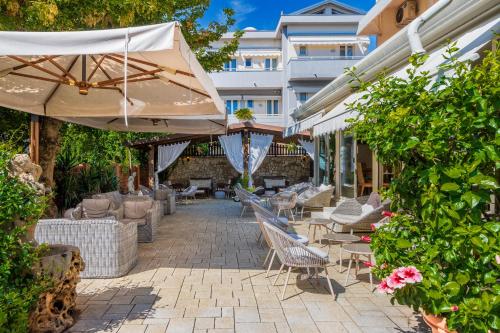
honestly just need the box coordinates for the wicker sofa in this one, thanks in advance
[35,218,138,278]
[92,192,161,242]
[189,178,213,198]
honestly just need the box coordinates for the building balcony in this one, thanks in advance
[210,70,283,90]
[287,56,363,81]
[227,113,284,126]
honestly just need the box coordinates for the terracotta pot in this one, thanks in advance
[422,313,457,333]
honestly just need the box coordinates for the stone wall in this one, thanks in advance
[164,156,312,187]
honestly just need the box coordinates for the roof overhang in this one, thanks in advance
[357,0,404,35]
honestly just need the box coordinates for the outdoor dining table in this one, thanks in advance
[343,243,374,290]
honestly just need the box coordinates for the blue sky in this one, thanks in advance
[199,0,376,30]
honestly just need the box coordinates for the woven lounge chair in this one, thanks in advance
[35,218,138,278]
[296,185,334,219]
[251,201,308,277]
[263,222,335,300]
[234,186,259,217]
[330,192,390,233]
[177,185,198,204]
[269,191,298,222]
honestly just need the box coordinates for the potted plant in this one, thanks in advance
[234,107,255,122]
[348,45,499,332]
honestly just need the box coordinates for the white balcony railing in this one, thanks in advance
[287,56,363,80]
[227,113,284,126]
[209,70,283,89]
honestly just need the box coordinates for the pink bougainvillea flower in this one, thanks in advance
[382,211,396,218]
[451,305,459,312]
[396,266,423,284]
[377,278,394,294]
[363,261,374,268]
[360,235,371,243]
[387,270,406,289]
[370,223,376,231]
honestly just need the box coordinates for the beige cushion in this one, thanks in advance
[121,218,146,226]
[93,192,123,209]
[123,200,153,219]
[82,199,111,218]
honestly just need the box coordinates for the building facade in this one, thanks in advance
[209,0,370,127]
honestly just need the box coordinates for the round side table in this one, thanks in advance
[322,233,361,272]
[342,243,374,290]
[305,218,333,244]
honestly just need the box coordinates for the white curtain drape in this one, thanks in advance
[248,133,273,187]
[298,138,315,161]
[219,133,244,174]
[155,141,190,189]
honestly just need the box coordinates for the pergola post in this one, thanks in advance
[148,145,155,188]
[29,114,40,165]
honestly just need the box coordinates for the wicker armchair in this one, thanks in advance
[234,187,259,217]
[251,202,308,277]
[263,222,335,300]
[114,199,161,242]
[269,192,298,222]
[35,218,138,278]
[296,186,334,219]
[330,194,390,233]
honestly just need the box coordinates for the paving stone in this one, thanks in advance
[71,200,422,333]
[234,307,260,323]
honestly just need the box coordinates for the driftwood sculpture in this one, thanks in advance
[29,245,85,333]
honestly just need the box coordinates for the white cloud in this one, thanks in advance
[230,0,257,28]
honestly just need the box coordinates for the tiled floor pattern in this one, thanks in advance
[70,199,429,333]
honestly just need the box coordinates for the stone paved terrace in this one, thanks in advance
[70,199,429,333]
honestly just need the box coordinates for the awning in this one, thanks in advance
[0,23,226,134]
[313,17,498,137]
[237,49,282,57]
[284,112,322,137]
[289,35,370,46]
[312,92,364,137]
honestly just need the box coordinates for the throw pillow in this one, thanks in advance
[366,191,381,208]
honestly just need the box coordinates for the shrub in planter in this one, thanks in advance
[0,144,50,332]
[348,45,499,332]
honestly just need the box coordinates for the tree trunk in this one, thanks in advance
[39,116,63,217]
[243,130,249,182]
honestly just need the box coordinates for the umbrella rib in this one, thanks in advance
[12,56,58,71]
[110,53,195,78]
[167,79,211,99]
[43,55,80,114]
[96,69,162,86]
[9,56,70,83]
[46,57,78,82]
[9,72,64,84]
[87,55,106,81]
[90,55,133,105]
[106,54,155,74]
[107,118,119,124]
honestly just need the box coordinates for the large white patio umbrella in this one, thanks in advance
[0,22,226,134]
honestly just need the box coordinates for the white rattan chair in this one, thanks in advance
[270,191,298,222]
[251,202,308,278]
[234,187,259,217]
[263,222,335,300]
[177,185,198,204]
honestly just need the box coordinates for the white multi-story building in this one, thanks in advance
[209,0,370,128]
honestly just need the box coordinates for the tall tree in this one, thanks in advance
[0,0,242,197]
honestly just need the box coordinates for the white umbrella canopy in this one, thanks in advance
[0,22,226,134]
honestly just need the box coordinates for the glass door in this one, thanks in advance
[339,132,356,198]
